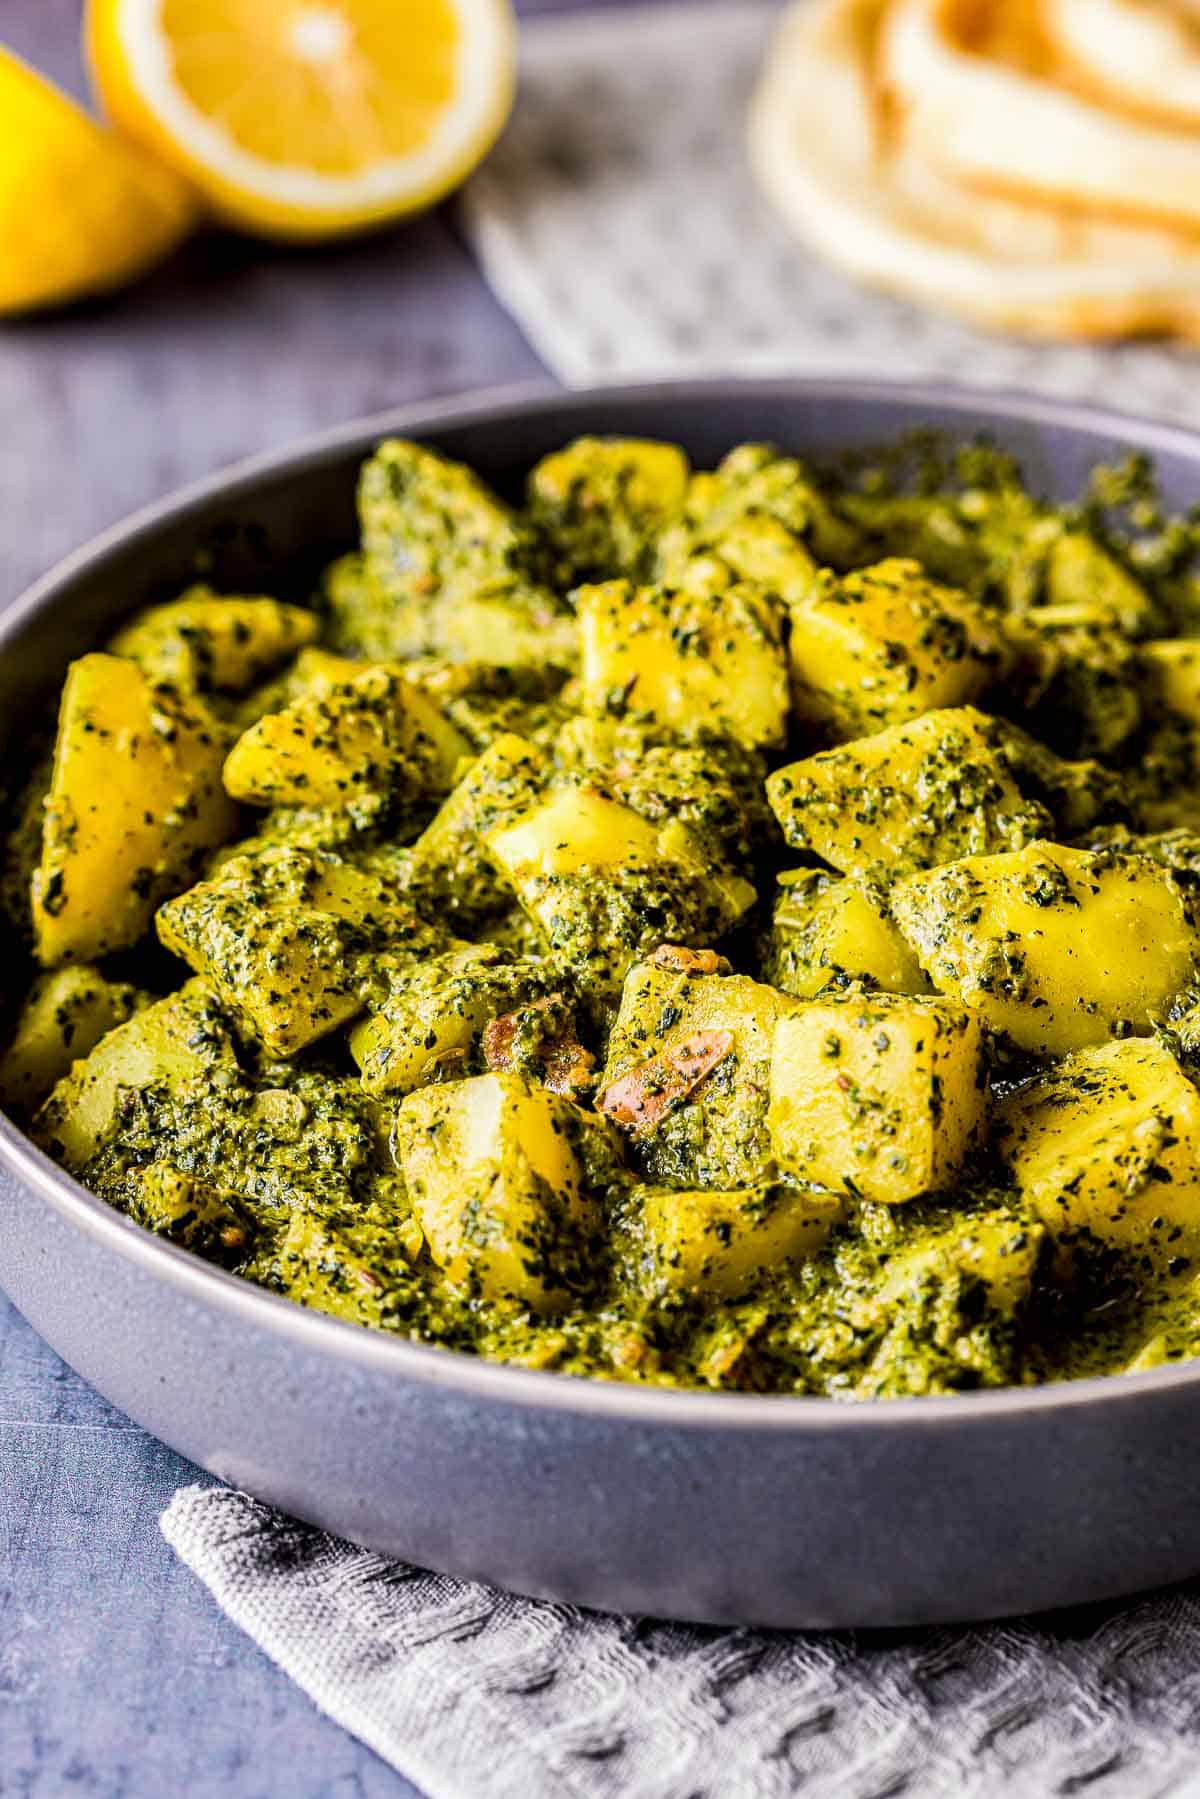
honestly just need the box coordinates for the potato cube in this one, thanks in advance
[272,1204,420,1328]
[351,440,576,671]
[349,947,551,1095]
[659,444,859,574]
[403,732,546,928]
[767,869,929,999]
[576,578,789,749]
[787,558,1007,739]
[393,1072,600,1310]
[0,965,138,1116]
[628,1183,842,1300]
[765,706,1048,877]
[485,786,755,1000]
[157,847,442,1055]
[601,962,796,1186]
[768,992,988,1204]
[1015,615,1141,758]
[1044,531,1156,636]
[35,980,235,1170]
[131,1162,258,1263]
[109,587,318,692]
[891,841,1199,1056]
[875,1210,1044,1318]
[998,1038,1200,1251]
[662,513,820,608]
[223,662,469,810]
[1143,641,1200,726]
[33,653,237,967]
[527,437,690,582]
[359,437,524,598]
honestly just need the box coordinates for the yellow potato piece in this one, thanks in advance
[998,1038,1200,1251]
[34,980,234,1170]
[110,588,318,691]
[32,653,236,967]
[223,662,469,808]
[0,966,136,1117]
[768,990,988,1204]
[787,557,1007,739]
[765,705,1045,877]
[892,840,1199,1056]
[769,869,930,999]
[393,1072,597,1312]
[158,847,432,1056]
[577,578,789,749]
[631,1184,842,1300]
[1142,641,1200,727]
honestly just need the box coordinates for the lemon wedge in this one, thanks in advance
[86,0,518,242]
[0,45,195,316]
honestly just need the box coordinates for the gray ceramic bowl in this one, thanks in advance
[6,377,1200,1631]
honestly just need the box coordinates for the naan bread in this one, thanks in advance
[748,0,1200,341]
[1041,0,1200,132]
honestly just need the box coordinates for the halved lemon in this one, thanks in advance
[86,0,518,242]
[0,44,195,316]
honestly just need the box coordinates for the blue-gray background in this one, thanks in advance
[0,1,602,1789]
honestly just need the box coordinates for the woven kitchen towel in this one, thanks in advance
[461,1,1200,417]
[165,1484,1200,1799]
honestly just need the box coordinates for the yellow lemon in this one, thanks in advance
[0,45,195,316]
[85,0,518,242]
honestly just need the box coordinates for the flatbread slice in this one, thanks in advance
[748,0,1200,341]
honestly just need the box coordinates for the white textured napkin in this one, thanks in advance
[164,1484,1200,1799]
[461,0,1200,415]
[160,11,1200,1797]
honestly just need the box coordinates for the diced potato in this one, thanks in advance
[527,437,690,582]
[662,513,820,608]
[768,992,988,1204]
[485,785,756,1000]
[223,662,469,810]
[359,437,525,597]
[349,947,550,1096]
[1143,641,1200,726]
[767,869,930,999]
[628,1183,842,1299]
[765,706,1049,877]
[576,579,789,749]
[393,1072,600,1311]
[601,963,797,1186]
[1013,615,1141,759]
[350,439,577,671]
[34,980,235,1170]
[109,587,318,691]
[157,847,442,1055]
[286,646,373,696]
[1043,531,1156,636]
[403,732,546,927]
[272,1205,421,1328]
[410,577,579,674]
[787,558,1008,740]
[33,653,237,967]
[998,1038,1200,1250]
[131,1161,258,1262]
[997,720,1126,835]
[891,841,1199,1056]
[877,1210,1044,1317]
[0,966,138,1116]
[659,443,859,573]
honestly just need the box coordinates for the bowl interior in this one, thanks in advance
[3,374,1197,1411]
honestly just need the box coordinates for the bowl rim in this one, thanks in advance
[8,370,1200,1433]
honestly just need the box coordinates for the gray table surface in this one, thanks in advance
[0,2,577,1791]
